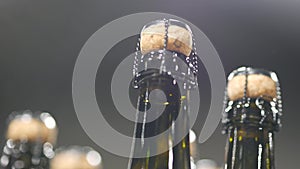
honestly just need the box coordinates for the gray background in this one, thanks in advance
[0,0,299,168]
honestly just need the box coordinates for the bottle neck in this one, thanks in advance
[223,98,278,169]
[225,125,275,169]
[128,70,191,169]
[0,139,51,169]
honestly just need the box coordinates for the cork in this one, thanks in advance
[227,74,277,101]
[6,118,57,144]
[50,150,101,169]
[140,22,193,56]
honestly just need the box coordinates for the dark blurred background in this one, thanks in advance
[0,0,299,168]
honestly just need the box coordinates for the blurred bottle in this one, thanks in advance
[189,130,198,169]
[50,146,102,169]
[222,67,282,169]
[0,110,58,169]
[196,159,219,169]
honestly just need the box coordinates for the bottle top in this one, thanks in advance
[227,67,278,101]
[50,146,102,169]
[140,19,193,57]
[222,67,282,132]
[6,111,58,144]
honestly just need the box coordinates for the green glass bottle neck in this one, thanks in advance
[223,98,280,169]
[225,125,275,169]
[128,71,191,169]
[0,140,50,169]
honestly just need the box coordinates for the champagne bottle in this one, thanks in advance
[0,110,58,169]
[128,19,198,169]
[222,67,282,169]
[50,146,102,169]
